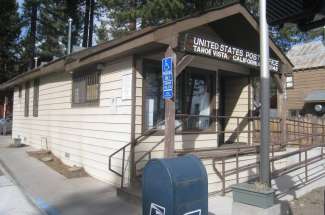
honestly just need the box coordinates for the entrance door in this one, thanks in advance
[176,68,216,131]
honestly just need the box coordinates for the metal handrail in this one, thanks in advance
[109,114,325,190]
[214,142,325,195]
[135,138,165,165]
[108,120,165,187]
[108,143,130,187]
[108,114,280,187]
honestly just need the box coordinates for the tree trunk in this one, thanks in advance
[30,3,37,68]
[128,0,137,31]
[88,0,94,47]
[82,0,90,47]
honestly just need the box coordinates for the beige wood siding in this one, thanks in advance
[224,77,251,144]
[12,57,134,186]
[287,68,325,110]
[134,134,287,194]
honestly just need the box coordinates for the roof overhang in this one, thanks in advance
[304,90,325,103]
[0,3,292,91]
[267,0,325,31]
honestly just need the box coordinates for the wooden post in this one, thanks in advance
[3,96,7,119]
[305,150,308,182]
[236,149,239,184]
[129,56,138,182]
[222,159,226,196]
[163,37,194,158]
[322,119,325,144]
[311,116,316,145]
[278,64,289,146]
[164,46,177,158]
[248,76,252,146]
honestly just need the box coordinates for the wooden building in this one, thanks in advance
[287,40,325,118]
[0,2,292,193]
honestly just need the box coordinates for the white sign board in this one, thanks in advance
[122,74,132,100]
[184,34,280,73]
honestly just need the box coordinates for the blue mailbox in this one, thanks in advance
[142,155,208,215]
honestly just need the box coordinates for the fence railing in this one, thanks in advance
[109,115,325,191]
[175,114,282,146]
[213,143,325,196]
[287,117,325,145]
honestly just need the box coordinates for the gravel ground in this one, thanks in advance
[289,187,325,215]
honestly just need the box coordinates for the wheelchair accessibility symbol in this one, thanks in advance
[162,57,172,75]
[150,203,165,215]
[163,61,171,73]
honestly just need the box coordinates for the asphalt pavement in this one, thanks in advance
[0,160,43,215]
[0,136,140,215]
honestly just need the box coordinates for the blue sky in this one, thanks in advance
[17,0,23,13]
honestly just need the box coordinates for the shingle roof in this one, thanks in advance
[287,40,325,70]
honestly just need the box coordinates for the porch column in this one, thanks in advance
[164,37,195,157]
[164,45,177,158]
[130,55,139,181]
[278,64,290,146]
[3,96,7,119]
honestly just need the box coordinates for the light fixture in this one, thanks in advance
[96,63,105,71]
[314,104,323,112]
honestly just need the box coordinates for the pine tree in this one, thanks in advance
[64,0,84,51]
[38,0,66,59]
[82,0,95,47]
[21,0,40,70]
[82,0,91,47]
[96,20,110,44]
[21,0,84,65]
[99,0,251,39]
[98,0,139,39]
[0,0,21,82]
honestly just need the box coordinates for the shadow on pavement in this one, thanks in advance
[53,186,140,215]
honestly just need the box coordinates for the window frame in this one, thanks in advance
[33,79,40,117]
[286,74,294,89]
[24,82,30,117]
[71,69,101,107]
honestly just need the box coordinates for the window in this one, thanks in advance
[176,69,215,130]
[24,82,30,117]
[143,61,164,129]
[286,74,294,89]
[143,60,216,131]
[252,76,278,110]
[33,79,39,117]
[18,85,22,98]
[72,70,100,106]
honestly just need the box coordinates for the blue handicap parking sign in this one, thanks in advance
[162,57,173,99]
